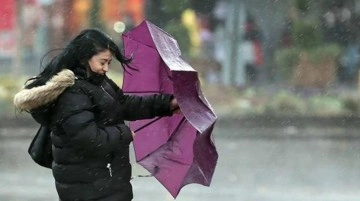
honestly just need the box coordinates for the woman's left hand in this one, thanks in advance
[131,130,136,138]
[170,97,182,115]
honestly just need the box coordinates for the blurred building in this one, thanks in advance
[0,0,146,75]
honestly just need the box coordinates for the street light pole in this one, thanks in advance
[222,0,246,86]
[234,0,246,87]
[229,0,241,85]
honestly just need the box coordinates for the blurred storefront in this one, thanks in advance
[0,0,16,59]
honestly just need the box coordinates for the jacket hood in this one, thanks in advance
[14,69,76,111]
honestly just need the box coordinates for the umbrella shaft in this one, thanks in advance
[134,107,180,133]
[134,116,162,133]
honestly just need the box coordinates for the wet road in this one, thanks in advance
[1,125,360,201]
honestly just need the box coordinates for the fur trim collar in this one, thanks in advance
[14,69,75,111]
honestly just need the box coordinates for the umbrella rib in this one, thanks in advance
[169,116,186,137]
[160,59,173,81]
[195,163,210,185]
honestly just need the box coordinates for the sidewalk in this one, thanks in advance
[2,126,360,201]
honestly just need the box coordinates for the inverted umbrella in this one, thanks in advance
[122,20,218,198]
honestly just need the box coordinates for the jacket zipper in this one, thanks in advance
[106,163,112,177]
[100,84,118,178]
[100,86,112,98]
[100,84,123,113]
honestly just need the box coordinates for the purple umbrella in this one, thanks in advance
[122,20,218,198]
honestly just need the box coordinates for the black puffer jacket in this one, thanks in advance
[14,69,173,201]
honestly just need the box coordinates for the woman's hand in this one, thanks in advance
[131,130,136,138]
[170,97,182,115]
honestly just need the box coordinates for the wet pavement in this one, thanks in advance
[1,124,360,201]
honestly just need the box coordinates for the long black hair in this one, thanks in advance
[25,29,131,89]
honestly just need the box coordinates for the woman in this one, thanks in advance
[14,29,179,201]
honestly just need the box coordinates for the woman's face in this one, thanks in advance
[88,50,113,75]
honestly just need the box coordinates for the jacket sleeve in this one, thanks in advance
[57,89,133,155]
[106,77,174,121]
[119,90,173,121]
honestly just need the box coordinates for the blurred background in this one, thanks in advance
[1,0,360,200]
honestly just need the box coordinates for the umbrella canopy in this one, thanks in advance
[122,20,218,198]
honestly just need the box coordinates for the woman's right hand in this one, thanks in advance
[170,97,182,115]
